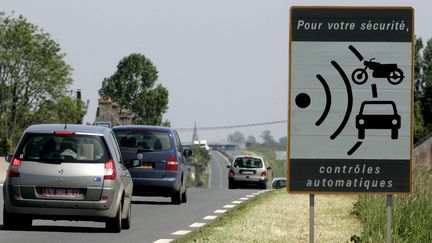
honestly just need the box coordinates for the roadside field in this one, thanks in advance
[176,190,361,242]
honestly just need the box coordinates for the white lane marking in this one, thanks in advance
[214,209,227,214]
[190,222,206,228]
[0,184,3,187]
[239,197,249,200]
[203,215,217,220]
[246,195,255,198]
[223,204,235,208]
[172,230,191,235]
[252,192,259,195]
[154,239,173,243]
[231,201,242,204]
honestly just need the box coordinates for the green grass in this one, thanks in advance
[246,144,287,178]
[352,166,432,242]
[175,190,360,242]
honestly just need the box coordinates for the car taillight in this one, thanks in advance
[261,172,267,177]
[8,156,22,177]
[229,170,235,177]
[53,131,75,135]
[104,160,117,180]
[166,155,179,171]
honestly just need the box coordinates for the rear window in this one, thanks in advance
[17,133,109,163]
[233,157,263,168]
[114,129,172,151]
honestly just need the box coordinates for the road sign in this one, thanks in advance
[276,151,287,161]
[288,7,413,193]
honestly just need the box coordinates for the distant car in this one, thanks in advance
[3,124,133,232]
[227,155,271,189]
[112,125,192,204]
[356,100,401,139]
[272,177,287,189]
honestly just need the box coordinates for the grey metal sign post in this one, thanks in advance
[288,6,414,243]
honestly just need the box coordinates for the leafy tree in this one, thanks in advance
[188,145,210,187]
[0,13,83,146]
[420,39,432,131]
[279,136,288,145]
[227,131,245,144]
[99,53,169,126]
[261,130,276,145]
[412,36,432,142]
[414,101,426,142]
[414,37,424,101]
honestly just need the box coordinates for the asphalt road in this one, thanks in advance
[0,150,263,243]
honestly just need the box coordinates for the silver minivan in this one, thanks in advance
[3,124,133,232]
[227,155,271,189]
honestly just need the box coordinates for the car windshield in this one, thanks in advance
[233,157,263,168]
[114,130,172,152]
[17,133,109,163]
[361,103,396,115]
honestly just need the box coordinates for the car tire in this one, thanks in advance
[181,187,187,203]
[171,190,182,205]
[228,180,236,189]
[121,201,131,230]
[3,205,32,230]
[106,203,122,233]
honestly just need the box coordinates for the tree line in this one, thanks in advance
[0,13,168,154]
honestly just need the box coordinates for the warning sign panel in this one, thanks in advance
[288,7,413,193]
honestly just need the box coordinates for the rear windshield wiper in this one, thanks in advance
[42,155,66,164]
[137,148,154,152]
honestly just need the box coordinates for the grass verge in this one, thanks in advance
[352,166,432,242]
[175,190,361,242]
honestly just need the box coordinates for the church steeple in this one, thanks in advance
[192,122,199,142]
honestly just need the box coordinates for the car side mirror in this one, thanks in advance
[267,166,272,170]
[183,148,193,157]
[5,155,12,163]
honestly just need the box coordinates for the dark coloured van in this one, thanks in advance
[112,125,191,204]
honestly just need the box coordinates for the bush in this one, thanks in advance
[353,167,432,242]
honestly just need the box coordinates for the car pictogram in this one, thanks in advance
[356,100,401,140]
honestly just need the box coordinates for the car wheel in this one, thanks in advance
[171,191,182,204]
[3,205,32,230]
[106,203,122,233]
[121,201,131,230]
[228,180,236,189]
[181,187,187,203]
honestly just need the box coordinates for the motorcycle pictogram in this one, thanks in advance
[351,58,404,85]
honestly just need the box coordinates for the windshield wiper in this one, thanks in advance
[43,155,65,164]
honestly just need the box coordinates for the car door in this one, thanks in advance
[109,131,132,198]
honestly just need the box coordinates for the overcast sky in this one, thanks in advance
[2,0,431,143]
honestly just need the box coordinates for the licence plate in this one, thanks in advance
[241,171,254,175]
[139,162,153,169]
[43,188,80,198]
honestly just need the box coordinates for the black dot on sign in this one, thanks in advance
[295,93,311,108]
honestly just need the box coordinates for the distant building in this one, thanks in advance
[95,97,133,126]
